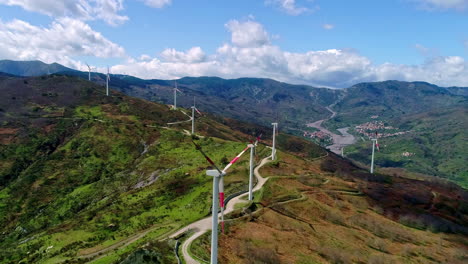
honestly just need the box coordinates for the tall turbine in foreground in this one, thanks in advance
[271,122,278,160]
[173,81,181,109]
[194,142,251,264]
[370,132,380,174]
[106,67,110,96]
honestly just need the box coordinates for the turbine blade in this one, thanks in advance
[192,141,223,174]
[222,145,250,173]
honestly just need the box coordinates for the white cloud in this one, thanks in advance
[0,0,128,25]
[161,47,206,63]
[0,18,126,69]
[140,0,172,8]
[139,54,152,61]
[265,0,314,15]
[2,15,466,88]
[323,24,334,30]
[414,0,468,11]
[225,19,270,47]
[111,19,468,88]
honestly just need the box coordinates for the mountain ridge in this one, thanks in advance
[1,60,467,187]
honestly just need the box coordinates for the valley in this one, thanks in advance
[305,106,356,155]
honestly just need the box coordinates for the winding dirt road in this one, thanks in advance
[306,106,356,154]
[169,155,272,264]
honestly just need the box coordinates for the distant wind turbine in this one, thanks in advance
[370,132,380,173]
[173,81,181,109]
[106,66,110,96]
[271,122,278,160]
[193,141,251,264]
[191,97,202,135]
[85,63,95,81]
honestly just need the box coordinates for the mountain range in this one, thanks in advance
[0,60,466,188]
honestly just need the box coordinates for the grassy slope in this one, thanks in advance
[0,75,326,263]
[50,73,466,188]
[0,75,242,263]
[191,152,468,264]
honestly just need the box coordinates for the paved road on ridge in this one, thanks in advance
[169,155,273,264]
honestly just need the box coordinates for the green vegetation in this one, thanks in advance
[0,75,274,263]
[0,72,466,264]
[345,107,468,187]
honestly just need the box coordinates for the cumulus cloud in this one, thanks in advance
[140,0,172,8]
[111,19,468,88]
[0,0,128,25]
[161,47,206,63]
[414,0,468,11]
[225,19,270,47]
[265,0,311,15]
[323,24,334,30]
[0,18,126,69]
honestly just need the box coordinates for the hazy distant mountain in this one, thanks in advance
[0,60,75,76]
[446,86,468,96]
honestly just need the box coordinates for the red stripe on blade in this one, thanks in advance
[219,192,224,208]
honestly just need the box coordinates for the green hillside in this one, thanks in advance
[327,80,467,129]
[345,106,468,187]
[0,74,326,263]
[2,60,467,188]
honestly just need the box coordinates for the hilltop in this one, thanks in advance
[0,60,75,77]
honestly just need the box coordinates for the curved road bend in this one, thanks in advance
[169,156,273,264]
[306,106,356,154]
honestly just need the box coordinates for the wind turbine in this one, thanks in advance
[193,141,251,264]
[271,122,278,160]
[191,97,202,135]
[248,135,261,200]
[85,63,94,81]
[173,81,181,110]
[106,66,110,96]
[370,132,380,174]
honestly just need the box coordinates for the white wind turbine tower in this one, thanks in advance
[271,122,278,160]
[106,66,110,96]
[194,141,251,264]
[191,97,202,135]
[370,132,380,174]
[173,81,181,110]
[248,135,261,200]
[85,63,95,81]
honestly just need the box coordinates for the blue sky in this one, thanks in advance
[0,0,467,87]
